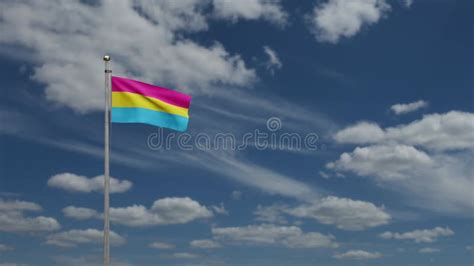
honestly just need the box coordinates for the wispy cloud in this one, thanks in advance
[212,224,339,248]
[63,197,215,227]
[309,0,391,43]
[62,206,100,220]
[149,241,176,250]
[418,247,440,254]
[333,111,474,151]
[379,227,454,243]
[333,250,382,260]
[213,0,288,25]
[253,196,390,231]
[0,0,256,112]
[391,100,428,115]
[172,252,200,259]
[46,229,125,247]
[263,46,283,75]
[190,239,222,249]
[48,173,132,194]
[0,243,14,252]
[0,199,60,233]
[403,0,414,8]
[329,111,474,215]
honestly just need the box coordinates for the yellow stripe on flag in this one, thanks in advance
[112,92,189,118]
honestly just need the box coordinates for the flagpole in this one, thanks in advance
[103,55,111,266]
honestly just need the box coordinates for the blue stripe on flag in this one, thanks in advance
[112,107,189,132]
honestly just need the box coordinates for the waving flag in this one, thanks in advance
[111,76,191,131]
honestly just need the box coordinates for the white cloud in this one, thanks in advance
[329,111,474,215]
[310,0,391,43]
[149,241,175,250]
[173,252,200,259]
[263,46,282,75]
[62,206,100,220]
[46,229,125,247]
[210,203,229,215]
[63,197,214,227]
[282,232,339,249]
[0,200,41,212]
[333,250,382,260]
[253,197,390,231]
[110,197,213,227]
[132,0,210,32]
[190,239,222,249]
[418,247,440,254]
[327,145,433,181]
[333,111,474,151]
[327,145,474,214]
[0,0,257,113]
[0,199,60,233]
[319,170,331,179]
[47,173,132,194]
[403,0,414,8]
[0,212,60,233]
[0,244,13,252]
[286,196,390,231]
[254,204,289,224]
[391,100,428,115]
[334,122,385,144]
[231,190,242,200]
[212,224,338,248]
[385,111,474,151]
[213,0,287,25]
[379,227,454,243]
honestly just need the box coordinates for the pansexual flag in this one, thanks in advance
[111,76,191,132]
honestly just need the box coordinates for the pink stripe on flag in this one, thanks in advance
[111,76,191,108]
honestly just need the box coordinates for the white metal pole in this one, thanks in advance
[103,55,111,266]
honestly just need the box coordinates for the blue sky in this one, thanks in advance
[0,0,473,265]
